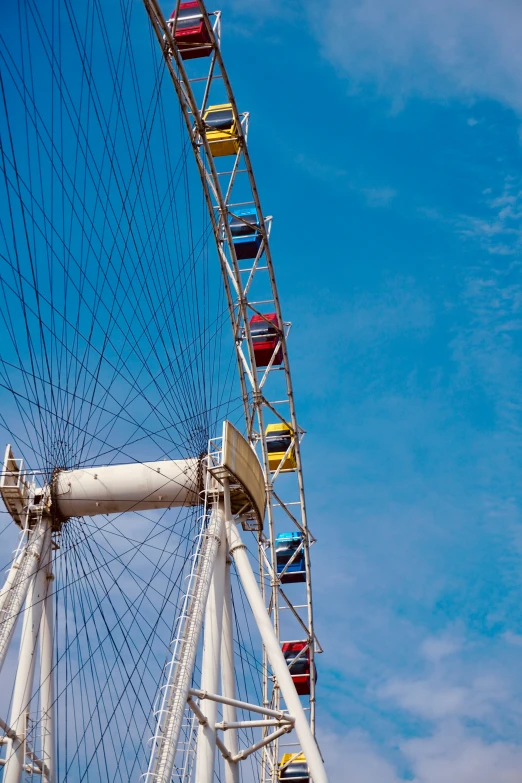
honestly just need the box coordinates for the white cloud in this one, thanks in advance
[308,0,522,111]
[320,729,403,783]
[380,674,508,721]
[321,721,522,783]
[293,154,397,207]
[319,634,522,782]
[403,724,522,783]
[225,0,522,112]
[421,635,461,662]
[294,152,347,181]
[504,631,522,647]
[421,175,522,255]
[363,186,397,207]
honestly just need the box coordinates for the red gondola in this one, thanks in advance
[249,313,283,368]
[281,641,315,696]
[170,2,212,60]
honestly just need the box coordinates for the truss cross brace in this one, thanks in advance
[143,483,327,783]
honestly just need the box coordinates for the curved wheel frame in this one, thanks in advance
[0,2,322,780]
[141,1,320,780]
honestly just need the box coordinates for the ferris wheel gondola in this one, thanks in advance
[0,1,326,781]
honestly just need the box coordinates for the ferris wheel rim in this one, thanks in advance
[0,0,324,780]
[140,2,321,781]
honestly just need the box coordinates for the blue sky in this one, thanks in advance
[1,0,522,780]
[211,0,522,780]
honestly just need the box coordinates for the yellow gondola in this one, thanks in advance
[202,103,240,157]
[265,422,297,472]
[279,753,309,782]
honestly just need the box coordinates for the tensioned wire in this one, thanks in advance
[0,512,266,781]
[58,512,200,782]
[0,0,261,781]
[0,505,201,776]
[0,0,243,477]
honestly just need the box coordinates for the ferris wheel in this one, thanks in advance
[0,1,327,782]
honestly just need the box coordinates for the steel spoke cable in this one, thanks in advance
[0,82,55,471]
[67,511,200,777]
[0,137,206,462]
[56,512,199,780]
[0,160,217,466]
[0,27,208,440]
[0,0,281,779]
[63,528,153,782]
[82,302,234,466]
[0,254,225,469]
[13,0,58,462]
[0,101,217,474]
[58,0,208,428]
[0,353,241,464]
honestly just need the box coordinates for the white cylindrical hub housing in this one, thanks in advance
[53,459,201,519]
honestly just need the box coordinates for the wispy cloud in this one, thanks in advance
[403,724,522,783]
[294,152,397,206]
[224,0,522,113]
[322,633,522,781]
[363,186,397,207]
[458,178,522,255]
[307,0,522,112]
[219,5,522,780]
[380,673,508,722]
[421,635,462,662]
[294,152,347,181]
[419,174,522,255]
[504,631,522,647]
[320,729,402,782]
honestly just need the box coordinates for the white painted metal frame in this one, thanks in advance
[140,438,326,783]
[141,3,320,780]
[0,1,323,779]
[0,507,54,783]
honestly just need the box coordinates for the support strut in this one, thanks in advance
[225,515,327,783]
[0,520,47,676]
[144,503,225,783]
[195,502,226,783]
[3,517,52,783]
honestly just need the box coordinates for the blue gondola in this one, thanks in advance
[229,208,262,260]
[275,532,306,584]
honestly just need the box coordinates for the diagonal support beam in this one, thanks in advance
[225,512,328,783]
[188,689,291,722]
[0,519,47,676]
[230,724,292,763]
[194,508,226,783]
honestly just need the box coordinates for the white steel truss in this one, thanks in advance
[0,1,324,780]
[0,510,54,782]
[141,438,326,783]
[0,422,327,782]
[141,3,320,779]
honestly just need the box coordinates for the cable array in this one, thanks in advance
[0,0,265,780]
[0,0,241,478]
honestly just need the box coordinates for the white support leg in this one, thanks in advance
[221,482,240,783]
[146,503,225,783]
[226,520,328,783]
[0,546,25,616]
[39,530,55,783]
[195,501,226,783]
[3,518,52,783]
[0,521,47,675]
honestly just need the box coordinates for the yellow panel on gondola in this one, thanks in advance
[202,103,240,157]
[265,422,297,472]
[279,753,309,782]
